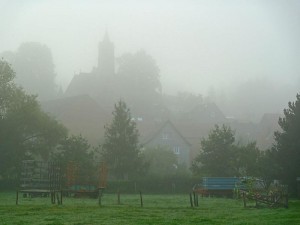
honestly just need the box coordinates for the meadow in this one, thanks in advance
[0,192,299,225]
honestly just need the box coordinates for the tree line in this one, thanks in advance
[1,58,300,195]
[192,94,300,195]
[0,59,181,184]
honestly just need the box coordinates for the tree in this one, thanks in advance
[52,135,96,184]
[192,124,262,177]
[53,135,93,164]
[0,60,67,178]
[101,100,141,180]
[1,42,58,100]
[272,93,300,194]
[142,146,178,178]
[116,50,162,110]
[0,59,16,113]
[231,142,261,177]
[256,149,280,186]
[192,125,235,176]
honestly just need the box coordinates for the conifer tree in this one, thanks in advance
[102,100,140,180]
[273,93,300,193]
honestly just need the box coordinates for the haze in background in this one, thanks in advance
[1,0,299,121]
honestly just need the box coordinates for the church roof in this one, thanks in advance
[64,72,97,97]
[41,94,111,146]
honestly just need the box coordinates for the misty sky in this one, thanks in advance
[1,0,299,100]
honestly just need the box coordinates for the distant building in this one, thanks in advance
[54,31,280,165]
[41,94,111,146]
[142,120,192,168]
[65,31,118,110]
[256,113,281,150]
[98,31,115,76]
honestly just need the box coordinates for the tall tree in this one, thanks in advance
[1,42,58,100]
[231,142,261,177]
[273,93,300,194]
[101,100,141,180]
[117,50,162,111]
[0,60,67,178]
[192,125,235,176]
[192,124,261,177]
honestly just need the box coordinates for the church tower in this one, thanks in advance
[98,31,115,75]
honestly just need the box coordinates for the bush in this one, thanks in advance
[105,176,200,194]
[0,178,18,191]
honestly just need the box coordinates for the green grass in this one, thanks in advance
[0,192,299,225]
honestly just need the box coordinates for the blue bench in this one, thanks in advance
[194,177,242,196]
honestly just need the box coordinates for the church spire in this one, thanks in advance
[98,30,115,75]
[103,28,110,42]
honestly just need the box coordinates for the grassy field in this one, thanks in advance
[0,192,299,225]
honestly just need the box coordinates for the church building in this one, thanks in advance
[65,32,118,109]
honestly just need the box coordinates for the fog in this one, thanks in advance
[1,0,299,120]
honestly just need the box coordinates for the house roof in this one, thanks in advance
[64,72,99,97]
[141,120,192,147]
[41,94,111,146]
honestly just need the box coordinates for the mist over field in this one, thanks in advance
[2,0,300,211]
[1,0,299,121]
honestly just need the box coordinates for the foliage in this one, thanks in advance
[1,42,58,100]
[106,176,198,194]
[192,125,235,176]
[117,50,161,93]
[231,142,261,177]
[0,60,67,179]
[52,135,96,184]
[117,50,162,110]
[256,149,281,186]
[141,146,178,178]
[272,93,300,194]
[102,100,141,180]
[54,135,92,163]
[192,124,262,177]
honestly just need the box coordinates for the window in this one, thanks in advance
[162,132,169,140]
[173,146,180,155]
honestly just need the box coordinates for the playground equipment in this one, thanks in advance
[16,160,108,204]
[64,161,107,198]
[16,160,62,204]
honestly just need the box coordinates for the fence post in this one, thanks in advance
[190,193,194,207]
[117,190,121,205]
[193,191,199,207]
[16,191,19,205]
[56,192,60,205]
[60,190,63,205]
[140,191,143,207]
[243,192,246,208]
[98,188,104,206]
[285,194,289,209]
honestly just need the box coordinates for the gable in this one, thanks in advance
[143,121,191,167]
[143,121,191,147]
